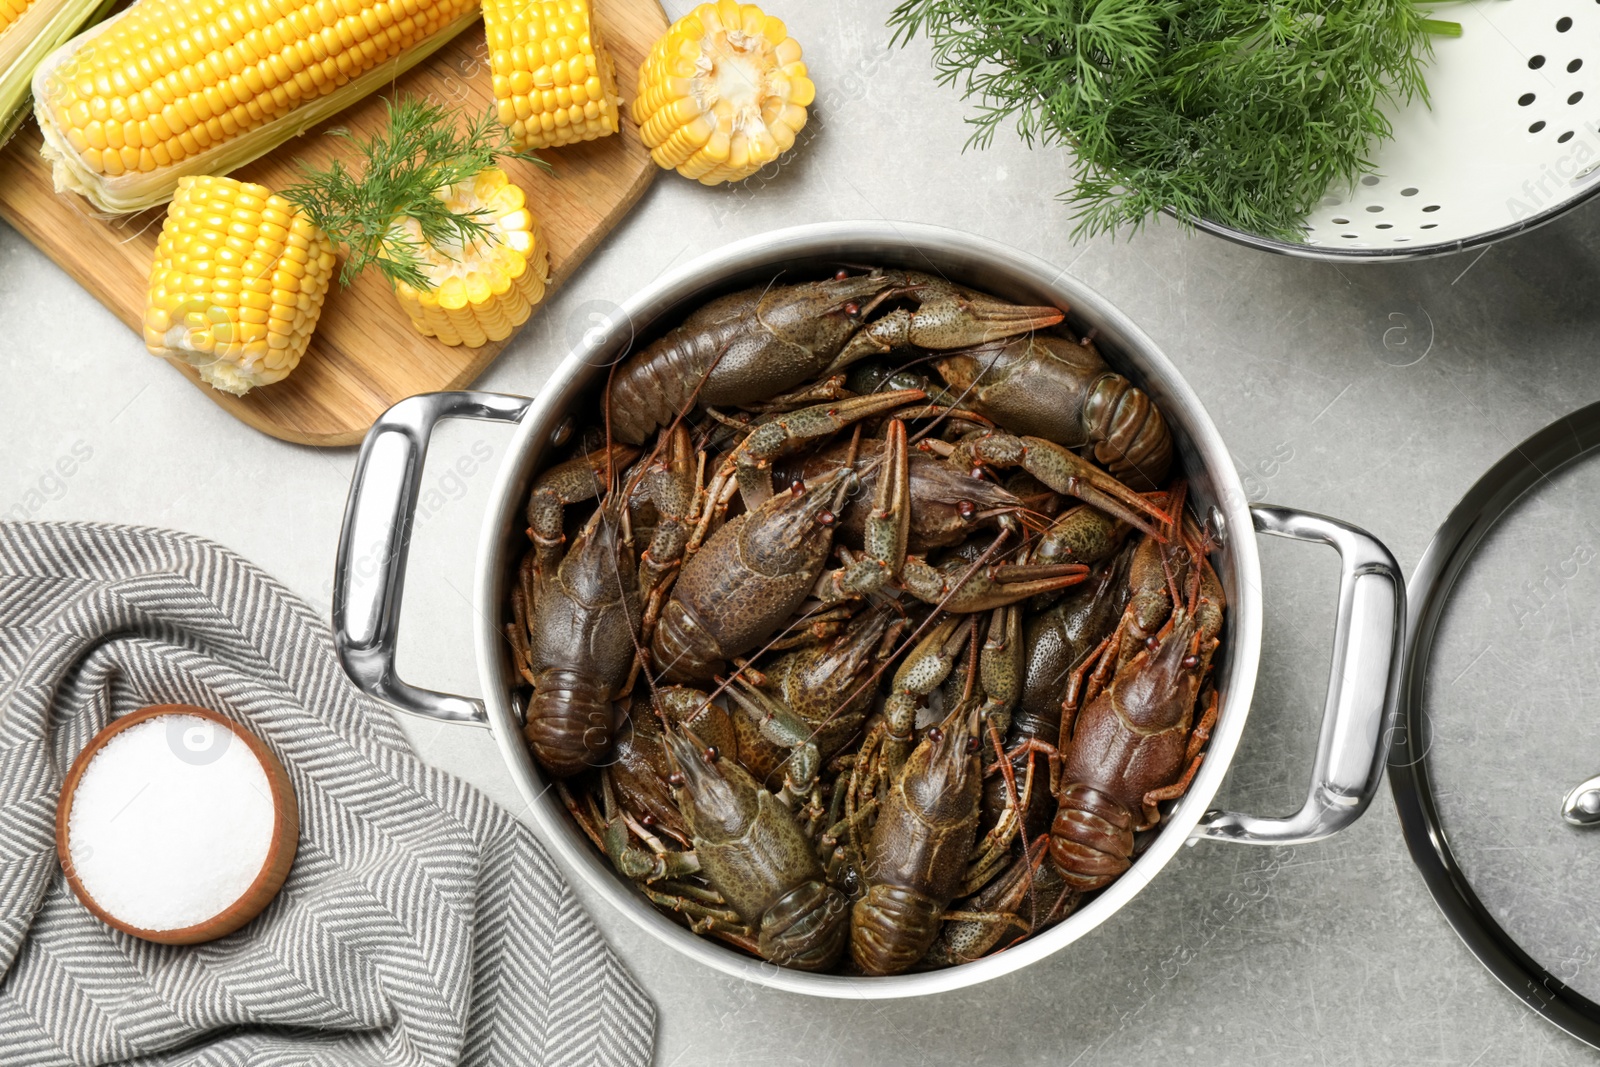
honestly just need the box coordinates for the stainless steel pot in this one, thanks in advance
[331,222,1406,998]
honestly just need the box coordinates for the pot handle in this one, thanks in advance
[333,391,531,726]
[1193,505,1405,846]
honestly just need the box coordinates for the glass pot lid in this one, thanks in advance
[1392,401,1600,1047]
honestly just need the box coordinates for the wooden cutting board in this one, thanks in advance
[0,0,667,447]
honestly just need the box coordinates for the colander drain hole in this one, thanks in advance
[1255,11,1599,255]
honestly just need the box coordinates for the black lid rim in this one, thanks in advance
[1391,400,1600,1047]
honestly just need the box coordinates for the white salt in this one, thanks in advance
[67,714,277,931]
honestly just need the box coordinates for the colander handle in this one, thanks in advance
[1193,505,1405,847]
[332,391,532,727]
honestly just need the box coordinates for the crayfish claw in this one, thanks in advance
[898,558,1089,614]
[734,390,924,509]
[831,273,1064,370]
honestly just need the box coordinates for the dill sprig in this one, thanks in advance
[889,0,1454,241]
[284,96,550,291]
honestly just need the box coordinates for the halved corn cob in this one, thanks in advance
[144,174,336,395]
[0,0,114,146]
[390,167,548,347]
[634,1,812,186]
[483,0,619,150]
[31,0,480,214]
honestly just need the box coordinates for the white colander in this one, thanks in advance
[1194,0,1600,259]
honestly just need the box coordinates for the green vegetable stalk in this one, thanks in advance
[889,0,1460,240]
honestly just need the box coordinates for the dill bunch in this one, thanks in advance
[285,96,549,291]
[888,0,1456,240]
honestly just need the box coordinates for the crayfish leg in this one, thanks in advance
[526,445,639,568]
[1186,687,1219,765]
[642,887,743,931]
[1139,754,1204,831]
[882,615,972,769]
[1139,692,1218,832]
[821,418,910,603]
[1056,627,1119,751]
[638,423,697,608]
[733,390,923,509]
[977,605,1023,733]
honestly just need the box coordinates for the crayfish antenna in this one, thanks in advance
[1157,481,1189,610]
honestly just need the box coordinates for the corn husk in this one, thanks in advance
[0,0,115,147]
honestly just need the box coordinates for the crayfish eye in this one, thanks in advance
[926,726,943,744]
[641,813,657,827]
[844,302,860,316]
[668,772,686,787]
[817,510,836,526]
[956,499,976,520]
[790,480,806,496]
[1182,655,1200,669]
[1146,636,1160,652]
[834,269,850,281]
[704,746,719,763]
[967,737,981,754]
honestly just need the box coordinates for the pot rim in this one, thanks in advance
[471,221,1264,998]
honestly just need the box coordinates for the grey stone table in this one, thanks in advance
[4,2,1598,1062]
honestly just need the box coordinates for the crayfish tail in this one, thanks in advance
[758,881,851,972]
[651,600,726,684]
[1048,783,1135,890]
[526,671,616,777]
[607,331,710,445]
[850,884,944,976]
[1084,373,1173,493]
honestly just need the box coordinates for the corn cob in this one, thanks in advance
[0,0,114,145]
[31,0,480,214]
[144,174,336,395]
[483,0,619,150]
[391,167,548,347]
[634,1,812,186]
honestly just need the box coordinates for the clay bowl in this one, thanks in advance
[56,704,298,945]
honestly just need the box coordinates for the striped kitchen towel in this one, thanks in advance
[0,521,655,1066]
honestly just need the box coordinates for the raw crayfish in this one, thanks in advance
[607,270,1065,445]
[509,265,1227,976]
